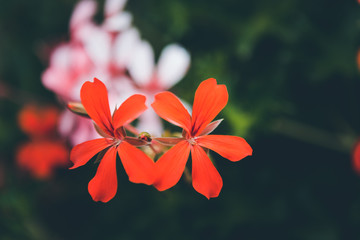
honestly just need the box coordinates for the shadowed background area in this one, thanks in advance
[1,0,360,239]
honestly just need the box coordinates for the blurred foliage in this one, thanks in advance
[1,0,360,239]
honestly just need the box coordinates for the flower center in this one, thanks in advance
[187,137,197,145]
[113,138,122,147]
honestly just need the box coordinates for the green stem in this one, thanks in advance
[272,118,357,153]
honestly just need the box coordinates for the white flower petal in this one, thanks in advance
[103,12,132,32]
[157,44,190,89]
[70,0,97,31]
[83,28,112,66]
[113,28,140,68]
[128,41,155,86]
[72,22,96,43]
[49,44,72,68]
[104,0,127,17]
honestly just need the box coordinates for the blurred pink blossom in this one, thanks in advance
[42,0,190,145]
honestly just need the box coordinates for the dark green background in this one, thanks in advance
[1,0,360,239]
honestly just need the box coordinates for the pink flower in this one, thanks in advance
[42,0,139,145]
[42,0,191,145]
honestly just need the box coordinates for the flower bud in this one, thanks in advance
[67,102,89,118]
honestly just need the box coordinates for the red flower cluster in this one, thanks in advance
[17,104,69,179]
[70,78,252,202]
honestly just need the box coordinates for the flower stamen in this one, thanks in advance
[187,137,197,145]
[113,138,122,147]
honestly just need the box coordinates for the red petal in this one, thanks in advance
[191,78,228,136]
[151,91,192,133]
[153,140,190,191]
[88,147,118,202]
[197,135,252,162]
[70,138,113,169]
[112,94,147,130]
[191,144,223,199]
[80,78,113,136]
[117,141,155,185]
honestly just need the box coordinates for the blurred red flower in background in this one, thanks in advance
[353,140,360,175]
[18,104,59,138]
[70,78,155,202]
[151,78,253,199]
[16,104,69,179]
[16,141,68,179]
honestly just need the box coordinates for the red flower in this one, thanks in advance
[18,104,59,138]
[70,78,155,202]
[353,140,360,174]
[151,78,252,199]
[16,140,68,179]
